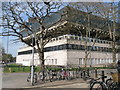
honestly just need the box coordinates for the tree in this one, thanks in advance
[69,2,106,68]
[70,2,120,68]
[0,46,14,63]
[2,54,13,63]
[0,44,3,63]
[2,2,63,81]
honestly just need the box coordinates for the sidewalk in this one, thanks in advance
[24,78,88,88]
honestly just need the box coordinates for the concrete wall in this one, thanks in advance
[16,49,67,66]
[16,35,120,66]
[44,50,67,66]
[67,50,114,67]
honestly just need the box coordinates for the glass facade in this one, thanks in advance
[18,44,114,55]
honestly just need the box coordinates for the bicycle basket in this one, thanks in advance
[111,72,119,82]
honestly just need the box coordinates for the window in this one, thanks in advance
[68,44,72,49]
[81,45,85,50]
[53,46,56,51]
[63,44,67,49]
[70,36,74,39]
[52,38,56,41]
[64,36,68,39]
[78,45,81,50]
[18,50,32,55]
[79,37,82,40]
[73,45,78,50]
[83,37,86,41]
[75,36,78,40]
[99,40,102,43]
[97,40,100,43]
[91,39,93,42]
[56,37,58,40]
[103,41,106,43]
[59,45,63,50]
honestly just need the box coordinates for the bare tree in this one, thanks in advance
[69,2,107,68]
[69,2,120,68]
[2,2,63,79]
[104,2,119,67]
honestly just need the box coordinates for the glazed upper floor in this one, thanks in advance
[20,6,120,42]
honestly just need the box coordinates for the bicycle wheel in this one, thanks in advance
[38,71,44,82]
[90,81,107,90]
[105,78,113,87]
[108,82,118,90]
[33,73,37,83]
[27,73,31,82]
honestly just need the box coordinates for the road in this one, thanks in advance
[2,73,30,88]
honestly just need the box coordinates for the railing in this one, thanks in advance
[50,34,112,45]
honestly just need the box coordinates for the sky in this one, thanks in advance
[2,36,25,57]
[1,0,120,57]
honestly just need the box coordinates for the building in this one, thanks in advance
[16,6,120,67]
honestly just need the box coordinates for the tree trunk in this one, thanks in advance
[84,50,87,69]
[112,41,116,67]
[38,49,45,81]
[84,35,88,69]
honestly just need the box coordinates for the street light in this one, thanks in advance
[31,33,35,86]
[29,23,38,86]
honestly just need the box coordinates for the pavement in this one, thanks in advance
[25,78,88,88]
[0,64,2,90]
[2,72,88,89]
[2,69,117,89]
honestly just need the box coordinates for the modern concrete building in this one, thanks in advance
[16,6,120,67]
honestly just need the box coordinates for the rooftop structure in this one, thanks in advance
[16,6,120,67]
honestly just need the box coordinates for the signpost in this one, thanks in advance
[29,22,39,85]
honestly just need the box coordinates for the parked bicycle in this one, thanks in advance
[57,68,70,80]
[108,72,120,90]
[88,71,113,90]
[27,66,37,85]
[37,69,53,83]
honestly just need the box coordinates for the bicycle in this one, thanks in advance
[27,72,37,83]
[27,66,37,85]
[88,70,113,90]
[37,70,53,83]
[57,68,70,80]
[108,72,120,90]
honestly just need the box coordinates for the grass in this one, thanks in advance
[3,64,40,73]
[3,64,115,73]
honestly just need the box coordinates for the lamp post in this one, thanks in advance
[31,34,35,86]
[30,22,37,86]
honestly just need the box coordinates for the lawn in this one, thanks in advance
[3,64,114,73]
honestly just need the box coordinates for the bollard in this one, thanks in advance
[9,68,12,73]
[95,69,97,78]
[73,70,75,78]
[83,70,86,77]
[81,70,83,78]
[76,70,77,78]
[23,66,25,72]
[87,69,89,77]
[101,70,105,82]
[101,71,104,82]
[18,66,20,71]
